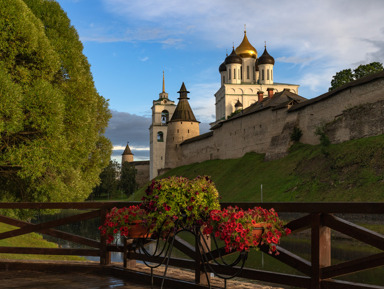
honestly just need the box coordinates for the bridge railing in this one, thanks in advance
[0,202,383,289]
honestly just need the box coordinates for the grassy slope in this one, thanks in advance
[0,223,85,261]
[132,134,384,202]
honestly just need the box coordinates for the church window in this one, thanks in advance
[157,132,164,142]
[262,70,264,81]
[229,69,231,80]
[247,66,249,79]
[240,67,243,80]
[234,68,236,79]
[161,156,163,160]
[188,129,190,133]
[177,129,179,133]
[253,66,255,80]
[161,110,169,124]
[267,69,270,80]
[222,75,225,84]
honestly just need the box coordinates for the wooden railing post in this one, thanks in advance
[123,238,136,268]
[195,228,211,285]
[100,208,111,265]
[311,213,331,289]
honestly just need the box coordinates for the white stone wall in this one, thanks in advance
[242,58,257,84]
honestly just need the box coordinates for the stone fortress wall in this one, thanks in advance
[176,72,384,166]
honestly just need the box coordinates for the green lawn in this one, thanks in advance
[132,134,384,203]
[0,223,86,261]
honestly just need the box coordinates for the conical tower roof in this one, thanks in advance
[235,30,257,59]
[122,143,133,155]
[170,83,198,122]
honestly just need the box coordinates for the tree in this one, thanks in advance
[0,0,111,203]
[354,62,384,79]
[329,69,354,91]
[91,160,120,200]
[119,162,137,197]
[329,62,384,91]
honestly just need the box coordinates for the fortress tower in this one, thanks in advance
[149,72,176,179]
[121,142,133,163]
[164,83,200,170]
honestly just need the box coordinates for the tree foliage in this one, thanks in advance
[0,0,111,202]
[329,62,384,91]
[91,160,120,200]
[90,160,137,200]
[119,162,137,197]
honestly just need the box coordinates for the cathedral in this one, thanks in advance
[214,30,299,123]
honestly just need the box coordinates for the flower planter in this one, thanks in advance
[251,223,264,246]
[125,220,151,239]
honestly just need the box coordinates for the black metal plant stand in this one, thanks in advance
[133,220,250,289]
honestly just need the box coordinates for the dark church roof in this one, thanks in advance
[170,83,198,122]
[258,47,275,65]
[122,143,133,155]
[225,48,242,65]
[216,89,307,125]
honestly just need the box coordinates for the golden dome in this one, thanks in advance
[235,31,257,59]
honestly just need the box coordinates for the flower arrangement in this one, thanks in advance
[203,206,291,253]
[141,176,221,234]
[99,205,149,244]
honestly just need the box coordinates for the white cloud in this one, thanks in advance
[188,82,217,123]
[140,56,149,62]
[98,0,384,97]
[113,145,149,151]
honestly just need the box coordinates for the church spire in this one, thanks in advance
[158,71,168,99]
[162,70,165,93]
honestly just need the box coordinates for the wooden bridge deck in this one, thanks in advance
[0,260,282,289]
[0,270,153,289]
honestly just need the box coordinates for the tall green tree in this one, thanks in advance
[91,160,120,200]
[0,0,111,202]
[329,62,384,91]
[119,162,137,197]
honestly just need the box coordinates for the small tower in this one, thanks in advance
[122,142,134,163]
[225,48,242,84]
[258,43,275,85]
[234,99,243,112]
[164,83,200,169]
[149,72,176,179]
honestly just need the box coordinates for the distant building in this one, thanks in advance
[121,142,149,188]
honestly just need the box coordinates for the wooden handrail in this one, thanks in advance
[0,202,383,289]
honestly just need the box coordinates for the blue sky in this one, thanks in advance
[56,0,384,161]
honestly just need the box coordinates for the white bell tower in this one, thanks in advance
[149,72,176,180]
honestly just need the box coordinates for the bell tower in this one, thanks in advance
[149,72,176,179]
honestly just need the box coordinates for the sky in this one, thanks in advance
[56,0,384,162]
